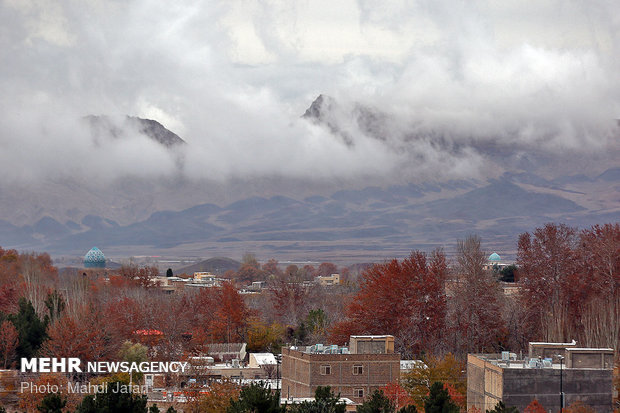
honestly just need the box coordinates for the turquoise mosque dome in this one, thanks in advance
[84,247,106,268]
[488,252,501,262]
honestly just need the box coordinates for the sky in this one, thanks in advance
[1,0,619,186]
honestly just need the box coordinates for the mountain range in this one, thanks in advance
[1,98,618,262]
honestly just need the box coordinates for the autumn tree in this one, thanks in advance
[269,279,316,327]
[331,250,447,357]
[317,262,338,277]
[563,400,595,413]
[523,400,546,413]
[577,223,619,350]
[518,223,580,342]
[0,319,18,368]
[449,235,505,355]
[186,380,240,413]
[40,309,109,363]
[380,382,414,411]
[119,265,159,288]
[402,354,465,410]
[262,259,282,278]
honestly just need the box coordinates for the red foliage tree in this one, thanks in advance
[524,399,546,413]
[330,250,447,357]
[0,320,18,368]
[518,223,580,342]
[380,381,413,410]
[317,262,338,277]
[41,310,109,362]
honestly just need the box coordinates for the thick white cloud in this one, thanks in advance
[0,0,618,188]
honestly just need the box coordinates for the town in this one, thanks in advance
[0,223,617,412]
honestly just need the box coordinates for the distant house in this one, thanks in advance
[315,273,340,286]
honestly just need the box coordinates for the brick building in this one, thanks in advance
[467,342,614,413]
[281,335,400,404]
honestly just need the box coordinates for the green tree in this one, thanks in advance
[356,389,394,413]
[227,382,283,413]
[118,341,148,382]
[166,268,173,278]
[149,405,160,413]
[498,265,517,283]
[423,382,458,413]
[306,309,328,335]
[8,298,48,359]
[37,393,66,413]
[288,386,345,413]
[486,401,519,413]
[75,381,148,413]
[44,290,65,323]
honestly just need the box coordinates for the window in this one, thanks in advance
[354,388,364,398]
[320,365,331,375]
[352,365,363,375]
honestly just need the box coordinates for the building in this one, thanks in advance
[84,247,106,268]
[467,342,614,413]
[483,252,509,271]
[316,273,341,286]
[281,335,400,404]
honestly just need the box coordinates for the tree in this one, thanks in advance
[317,263,338,277]
[40,310,108,362]
[37,393,66,413]
[187,379,240,413]
[118,341,148,382]
[517,223,579,342]
[166,268,173,277]
[577,223,619,349]
[486,401,518,413]
[75,381,148,413]
[210,282,250,343]
[226,382,283,413]
[423,382,459,413]
[8,297,48,359]
[498,265,517,283]
[331,250,447,357]
[402,354,465,411]
[44,290,65,324]
[523,400,545,413]
[449,235,505,355]
[288,386,345,413]
[380,382,414,411]
[0,319,18,368]
[356,389,394,413]
[262,259,282,278]
[563,400,595,413]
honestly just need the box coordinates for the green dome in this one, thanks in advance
[488,253,501,262]
[84,247,106,268]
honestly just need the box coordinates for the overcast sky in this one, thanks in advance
[1,0,619,185]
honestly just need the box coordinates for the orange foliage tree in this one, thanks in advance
[524,400,547,413]
[40,309,110,362]
[380,381,414,410]
[0,319,18,368]
[330,250,447,357]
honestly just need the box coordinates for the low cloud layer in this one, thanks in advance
[1,0,618,188]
